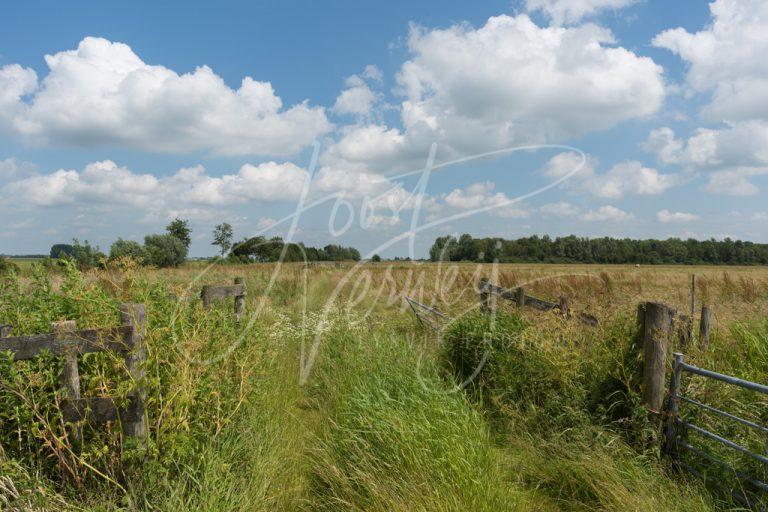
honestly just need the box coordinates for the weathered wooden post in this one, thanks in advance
[638,302,676,416]
[201,285,212,309]
[699,305,711,350]
[233,277,245,321]
[677,314,691,349]
[0,324,11,337]
[515,286,525,308]
[663,352,684,459]
[119,304,147,445]
[689,274,696,341]
[558,296,570,318]
[479,278,490,314]
[53,320,81,444]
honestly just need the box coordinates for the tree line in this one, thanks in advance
[429,234,768,265]
[47,220,360,269]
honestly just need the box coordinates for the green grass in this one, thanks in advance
[2,261,762,510]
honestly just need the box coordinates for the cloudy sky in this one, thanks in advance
[1,0,766,258]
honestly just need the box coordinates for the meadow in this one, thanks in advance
[1,260,767,510]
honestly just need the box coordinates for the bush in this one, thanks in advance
[144,234,187,267]
[109,238,147,263]
[0,257,19,275]
[66,239,105,270]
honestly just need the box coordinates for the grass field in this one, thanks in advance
[1,260,767,510]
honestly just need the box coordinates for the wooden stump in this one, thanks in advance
[515,286,525,308]
[201,285,212,309]
[0,324,11,338]
[479,278,490,314]
[558,296,570,318]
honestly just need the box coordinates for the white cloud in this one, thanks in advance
[525,0,639,24]
[398,15,664,151]
[0,37,331,156]
[320,14,665,178]
[644,123,768,168]
[653,0,768,122]
[657,209,700,223]
[333,74,377,117]
[580,205,633,221]
[593,161,678,198]
[540,201,580,217]
[0,157,36,182]
[3,160,309,210]
[543,152,678,197]
[443,181,529,218]
[362,65,383,82]
[705,167,768,196]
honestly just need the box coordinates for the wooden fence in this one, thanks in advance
[0,304,147,445]
[201,277,246,320]
[479,278,598,326]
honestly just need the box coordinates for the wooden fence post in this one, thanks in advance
[53,320,81,445]
[558,296,570,318]
[479,278,490,314]
[201,285,212,309]
[677,314,691,349]
[663,352,684,459]
[0,324,11,338]
[699,305,711,350]
[639,302,676,417]
[119,304,147,445]
[233,277,245,321]
[516,286,525,308]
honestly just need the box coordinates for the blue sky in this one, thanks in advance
[1,0,766,258]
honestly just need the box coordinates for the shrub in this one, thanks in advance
[144,234,187,267]
[109,238,148,263]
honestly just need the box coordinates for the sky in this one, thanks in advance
[1,0,767,258]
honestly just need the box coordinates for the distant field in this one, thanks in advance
[1,260,766,510]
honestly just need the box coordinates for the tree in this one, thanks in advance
[50,243,75,259]
[109,238,147,263]
[212,223,234,256]
[166,218,191,249]
[371,254,382,262]
[144,234,187,267]
[69,239,105,270]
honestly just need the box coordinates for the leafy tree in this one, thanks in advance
[166,218,192,249]
[371,254,382,262]
[67,239,105,270]
[144,234,187,267]
[50,243,75,259]
[212,223,234,256]
[109,238,147,263]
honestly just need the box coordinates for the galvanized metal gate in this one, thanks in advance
[665,352,768,509]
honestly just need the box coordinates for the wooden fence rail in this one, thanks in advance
[0,303,147,445]
[201,277,246,320]
[479,278,598,326]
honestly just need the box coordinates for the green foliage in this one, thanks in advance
[109,238,148,263]
[370,254,381,262]
[229,236,360,263]
[49,243,75,259]
[144,234,187,267]
[65,239,105,270]
[431,234,768,264]
[0,257,19,275]
[165,217,191,249]
[211,222,233,256]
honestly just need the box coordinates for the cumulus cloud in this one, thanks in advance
[443,181,529,218]
[580,205,633,221]
[525,0,639,24]
[320,14,665,177]
[539,201,580,217]
[3,160,310,210]
[332,74,377,117]
[705,167,768,196]
[657,209,700,223]
[0,37,331,156]
[543,152,678,198]
[653,0,768,122]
